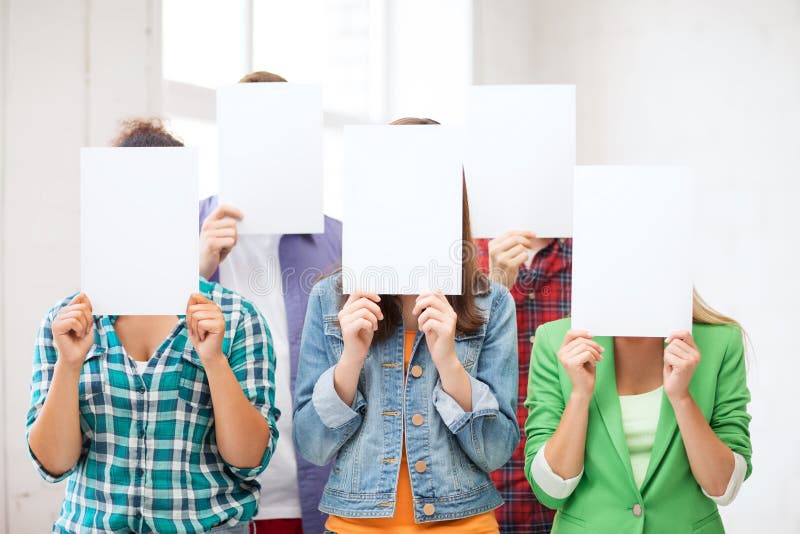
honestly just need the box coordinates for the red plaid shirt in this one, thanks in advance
[475,237,572,534]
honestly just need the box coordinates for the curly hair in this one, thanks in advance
[112,117,184,148]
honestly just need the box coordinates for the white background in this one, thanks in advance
[1,1,798,532]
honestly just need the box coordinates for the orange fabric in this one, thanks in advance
[326,331,499,533]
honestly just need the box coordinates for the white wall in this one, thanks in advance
[474,1,800,532]
[0,0,7,528]
[1,1,161,531]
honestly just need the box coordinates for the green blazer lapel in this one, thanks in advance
[640,389,678,492]
[591,336,636,486]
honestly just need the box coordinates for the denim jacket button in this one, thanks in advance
[414,460,427,473]
[410,365,423,378]
[411,414,424,426]
[423,503,435,516]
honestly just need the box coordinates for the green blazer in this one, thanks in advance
[524,318,752,534]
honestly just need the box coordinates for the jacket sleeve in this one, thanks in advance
[523,322,571,510]
[710,325,753,479]
[292,285,366,466]
[432,287,520,473]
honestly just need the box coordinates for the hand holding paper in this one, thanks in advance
[200,204,243,278]
[186,293,226,363]
[487,230,537,288]
[557,329,604,399]
[414,292,458,367]
[52,293,95,369]
[334,292,383,406]
[663,331,701,402]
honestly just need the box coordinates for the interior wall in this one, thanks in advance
[1,1,161,531]
[0,0,7,529]
[473,1,800,533]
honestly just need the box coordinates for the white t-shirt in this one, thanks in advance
[219,234,302,520]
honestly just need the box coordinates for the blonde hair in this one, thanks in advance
[692,288,738,326]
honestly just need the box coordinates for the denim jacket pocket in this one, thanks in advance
[454,325,486,372]
[323,314,345,355]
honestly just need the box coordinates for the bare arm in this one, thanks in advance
[28,294,94,477]
[28,362,84,476]
[203,355,270,468]
[543,330,603,478]
[671,395,735,496]
[186,293,269,469]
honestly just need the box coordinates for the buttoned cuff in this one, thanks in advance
[312,365,366,429]
[530,442,583,499]
[432,374,499,433]
[703,451,747,506]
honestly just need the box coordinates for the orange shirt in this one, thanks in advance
[326,331,499,533]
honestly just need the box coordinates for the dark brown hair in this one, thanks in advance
[239,71,288,83]
[346,117,488,342]
[112,117,183,148]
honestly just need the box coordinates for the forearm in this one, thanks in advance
[199,252,218,280]
[438,355,472,412]
[671,394,735,496]
[204,355,270,469]
[333,354,363,406]
[28,362,84,475]
[544,392,591,479]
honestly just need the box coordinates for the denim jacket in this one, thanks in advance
[292,273,520,523]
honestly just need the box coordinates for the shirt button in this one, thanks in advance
[138,386,146,394]
[423,503,435,516]
[559,238,566,244]
[527,293,535,300]
[410,365,423,378]
[414,460,427,473]
[529,335,536,344]
[411,414,424,426]
[136,467,144,477]
[632,503,642,517]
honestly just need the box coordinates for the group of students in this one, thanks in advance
[26,71,752,534]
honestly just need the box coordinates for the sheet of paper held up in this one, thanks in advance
[464,85,576,238]
[81,147,199,315]
[571,166,693,337]
[343,125,463,295]
[217,83,323,235]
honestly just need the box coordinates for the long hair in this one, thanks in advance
[692,289,738,326]
[339,117,489,343]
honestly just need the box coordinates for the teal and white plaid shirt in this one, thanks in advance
[27,278,279,533]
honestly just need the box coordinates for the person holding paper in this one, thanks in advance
[199,70,342,534]
[524,294,752,533]
[292,117,519,533]
[26,119,280,534]
[473,232,571,533]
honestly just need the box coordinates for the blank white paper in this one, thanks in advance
[343,125,463,295]
[571,166,693,337]
[217,83,323,235]
[81,147,199,315]
[465,85,575,238]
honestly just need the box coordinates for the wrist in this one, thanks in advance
[199,350,227,369]
[667,390,695,410]
[337,352,365,374]
[54,359,84,380]
[568,389,593,407]
[436,352,464,379]
[199,252,218,279]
